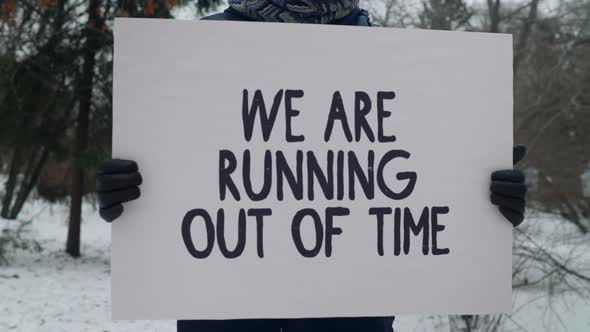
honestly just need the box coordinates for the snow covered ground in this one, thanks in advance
[1,199,589,332]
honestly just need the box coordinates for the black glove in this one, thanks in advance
[490,145,527,227]
[96,159,142,222]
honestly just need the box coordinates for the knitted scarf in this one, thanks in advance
[228,0,360,24]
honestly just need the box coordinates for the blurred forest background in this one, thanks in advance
[0,0,589,331]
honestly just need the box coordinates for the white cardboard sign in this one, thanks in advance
[112,18,513,320]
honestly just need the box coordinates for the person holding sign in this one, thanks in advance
[99,0,528,331]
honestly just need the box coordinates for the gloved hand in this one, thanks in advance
[490,145,527,227]
[96,159,142,222]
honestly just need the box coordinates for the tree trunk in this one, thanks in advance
[514,0,540,76]
[1,148,22,219]
[487,0,501,33]
[66,0,102,257]
[9,147,49,219]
